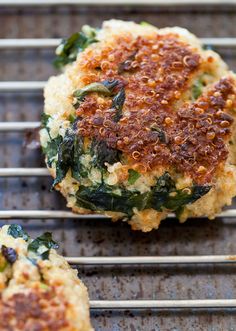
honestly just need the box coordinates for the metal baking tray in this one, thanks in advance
[1,1,236,330]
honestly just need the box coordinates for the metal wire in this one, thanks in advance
[0,39,60,49]
[66,255,236,265]
[89,299,236,309]
[0,38,235,49]
[0,168,49,176]
[0,209,235,218]
[0,122,40,131]
[0,0,236,6]
[0,210,107,219]
[0,82,45,92]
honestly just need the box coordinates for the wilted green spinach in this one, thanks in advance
[28,232,59,260]
[90,139,120,169]
[54,25,98,69]
[7,224,29,241]
[76,172,211,217]
[52,127,86,188]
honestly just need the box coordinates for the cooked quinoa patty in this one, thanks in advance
[0,225,93,331]
[40,20,236,231]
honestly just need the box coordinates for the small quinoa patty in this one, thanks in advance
[0,225,93,331]
[40,20,236,231]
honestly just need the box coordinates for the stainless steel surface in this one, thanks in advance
[1,4,236,330]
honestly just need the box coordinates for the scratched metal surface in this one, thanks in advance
[1,5,236,331]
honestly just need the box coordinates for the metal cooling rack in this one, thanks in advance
[1,0,236,6]
[1,0,236,316]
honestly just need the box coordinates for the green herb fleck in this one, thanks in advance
[41,113,51,127]
[7,224,29,241]
[128,169,141,184]
[39,283,50,291]
[68,113,77,123]
[203,45,214,51]
[140,21,155,28]
[192,78,204,100]
[28,232,59,260]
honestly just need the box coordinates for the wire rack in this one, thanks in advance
[1,1,236,329]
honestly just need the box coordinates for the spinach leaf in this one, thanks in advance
[52,127,86,187]
[54,26,98,69]
[102,80,120,91]
[53,129,75,187]
[127,191,151,213]
[73,79,125,121]
[41,113,51,127]
[28,232,59,260]
[7,224,29,241]
[73,80,119,108]
[71,135,87,180]
[91,139,120,168]
[128,169,141,184]
[112,87,125,122]
[164,185,211,211]
[151,172,211,212]
[76,172,211,218]
[151,172,176,210]
[43,136,63,167]
[76,184,145,215]
[41,113,62,167]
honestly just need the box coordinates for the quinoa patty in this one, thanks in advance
[0,225,93,331]
[40,20,236,231]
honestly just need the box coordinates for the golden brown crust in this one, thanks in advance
[75,33,236,184]
[0,289,70,331]
[170,77,235,183]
